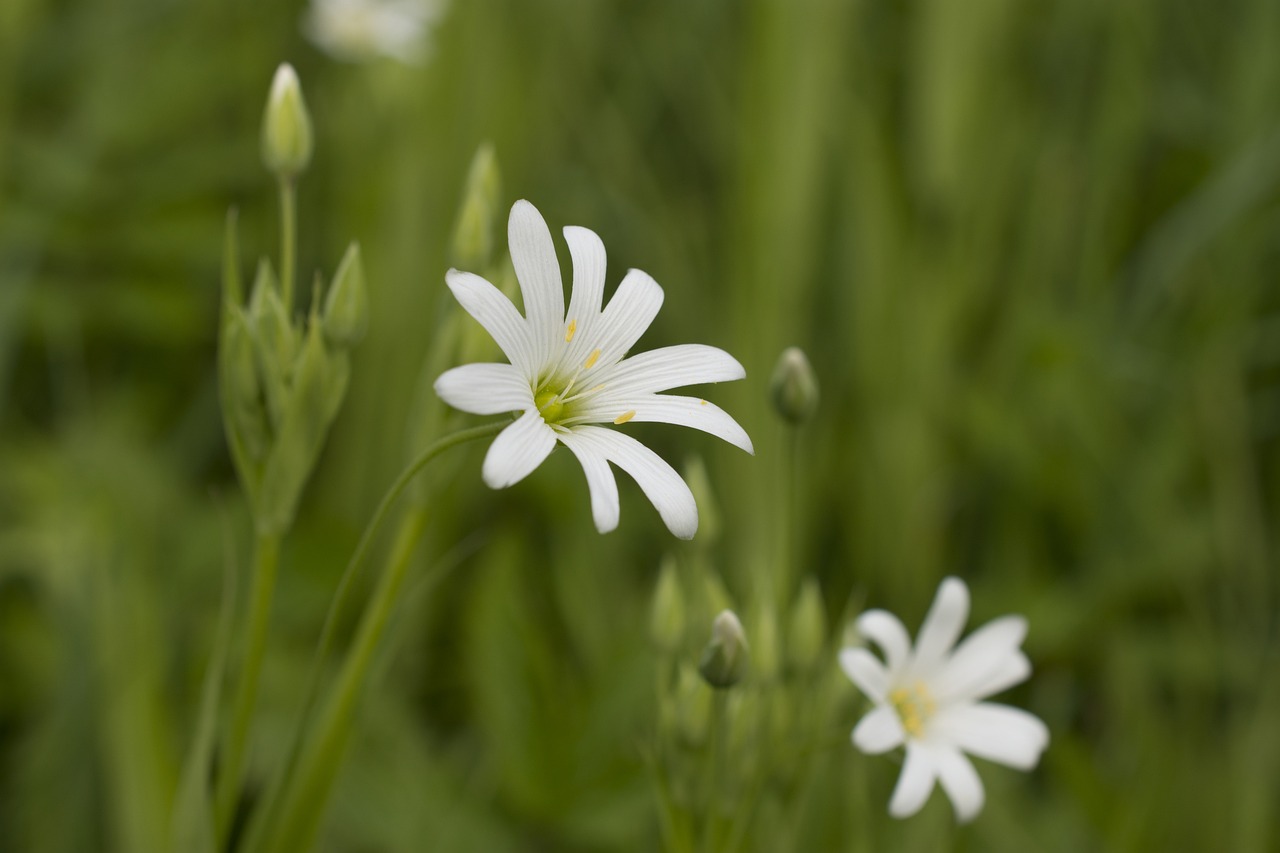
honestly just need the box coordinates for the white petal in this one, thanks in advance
[445,270,536,375]
[855,610,912,680]
[839,647,889,703]
[589,269,663,372]
[565,425,696,539]
[852,705,905,754]
[434,363,533,415]
[481,409,556,489]
[554,429,620,534]
[933,703,1049,770]
[910,577,970,679]
[932,745,985,823]
[579,395,753,454]
[933,616,1029,703]
[558,222,606,368]
[962,650,1031,701]
[888,743,937,819]
[596,344,746,396]
[507,200,565,361]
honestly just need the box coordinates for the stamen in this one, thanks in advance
[889,682,936,738]
[614,410,636,425]
[584,348,601,369]
[700,399,707,406]
[565,319,577,342]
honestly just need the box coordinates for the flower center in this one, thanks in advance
[534,346,605,426]
[889,682,936,737]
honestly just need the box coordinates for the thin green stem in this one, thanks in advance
[279,177,297,311]
[214,531,280,847]
[241,419,506,853]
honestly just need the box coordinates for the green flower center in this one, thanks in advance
[535,389,565,424]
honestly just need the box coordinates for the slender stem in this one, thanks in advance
[702,691,730,853]
[214,531,280,846]
[279,177,297,311]
[241,419,506,853]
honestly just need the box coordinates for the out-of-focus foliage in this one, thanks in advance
[2,0,1279,850]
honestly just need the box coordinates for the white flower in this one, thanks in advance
[434,200,753,539]
[303,0,447,64]
[840,577,1049,823]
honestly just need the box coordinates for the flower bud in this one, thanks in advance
[698,610,749,689]
[649,555,685,653]
[261,63,314,180]
[450,142,501,270]
[247,260,295,429]
[787,576,826,673]
[770,346,819,424]
[323,242,369,348]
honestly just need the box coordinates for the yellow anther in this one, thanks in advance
[700,399,707,406]
[889,683,935,738]
[584,348,601,369]
[565,319,577,343]
[614,410,636,425]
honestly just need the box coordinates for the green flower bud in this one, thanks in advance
[770,346,819,425]
[247,260,295,430]
[683,456,721,544]
[787,576,826,673]
[323,242,368,348]
[649,555,685,653]
[257,319,339,534]
[221,308,271,463]
[698,610,749,689]
[450,142,501,270]
[261,63,313,180]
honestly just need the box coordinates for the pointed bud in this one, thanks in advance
[323,242,368,348]
[787,577,826,673]
[221,308,271,463]
[258,320,335,534]
[683,456,721,544]
[261,63,314,180]
[649,555,685,653]
[698,610,749,689]
[450,142,501,270]
[247,260,295,429]
[770,346,819,425]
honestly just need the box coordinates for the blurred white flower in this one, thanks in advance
[840,577,1049,823]
[303,0,447,64]
[435,200,753,539]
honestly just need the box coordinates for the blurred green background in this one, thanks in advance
[3,0,1279,850]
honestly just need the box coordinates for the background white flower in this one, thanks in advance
[840,577,1049,823]
[435,200,753,539]
[303,0,448,64]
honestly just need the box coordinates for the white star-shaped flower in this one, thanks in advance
[434,200,753,539]
[840,577,1049,823]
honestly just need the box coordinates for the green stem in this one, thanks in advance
[702,691,730,853]
[279,177,297,311]
[214,531,280,847]
[242,419,506,853]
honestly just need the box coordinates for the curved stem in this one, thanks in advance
[214,531,280,846]
[241,418,506,853]
[279,177,297,312]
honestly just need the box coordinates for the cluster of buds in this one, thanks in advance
[218,65,368,535]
